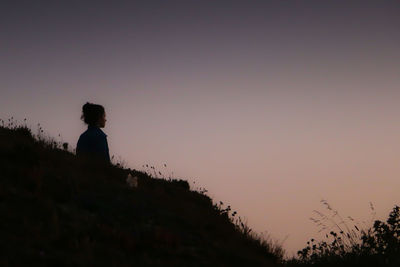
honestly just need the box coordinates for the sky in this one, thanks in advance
[1,0,400,255]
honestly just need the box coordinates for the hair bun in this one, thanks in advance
[82,102,92,112]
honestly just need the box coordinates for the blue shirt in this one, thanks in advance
[76,126,110,162]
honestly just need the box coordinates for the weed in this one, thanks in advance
[286,202,400,266]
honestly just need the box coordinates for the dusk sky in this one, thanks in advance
[1,1,400,255]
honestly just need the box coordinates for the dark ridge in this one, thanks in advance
[0,125,282,266]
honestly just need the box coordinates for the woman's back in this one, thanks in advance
[76,125,110,162]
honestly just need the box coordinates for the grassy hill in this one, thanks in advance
[0,125,283,266]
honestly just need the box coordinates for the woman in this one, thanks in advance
[76,102,110,162]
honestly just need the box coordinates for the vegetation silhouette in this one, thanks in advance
[3,117,399,266]
[0,119,283,266]
[286,202,400,267]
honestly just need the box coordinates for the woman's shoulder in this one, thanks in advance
[77,127,107,149]
[85,126,107,138]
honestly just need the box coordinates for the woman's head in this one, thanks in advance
[81,102,106,128]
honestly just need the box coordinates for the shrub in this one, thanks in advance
[286,205,400,267]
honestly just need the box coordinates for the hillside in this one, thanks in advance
[0,126,282,266]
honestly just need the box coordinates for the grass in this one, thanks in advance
[285,202,400,267]
[4,117,399,266]
[0,119,283,266]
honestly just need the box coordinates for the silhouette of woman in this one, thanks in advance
[76,102,110,162]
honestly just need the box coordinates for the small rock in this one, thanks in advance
[126,174,138,188]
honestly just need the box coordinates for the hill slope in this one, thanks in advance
[0,126,282,266]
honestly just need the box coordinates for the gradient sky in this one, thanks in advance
[1,0,400,255]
